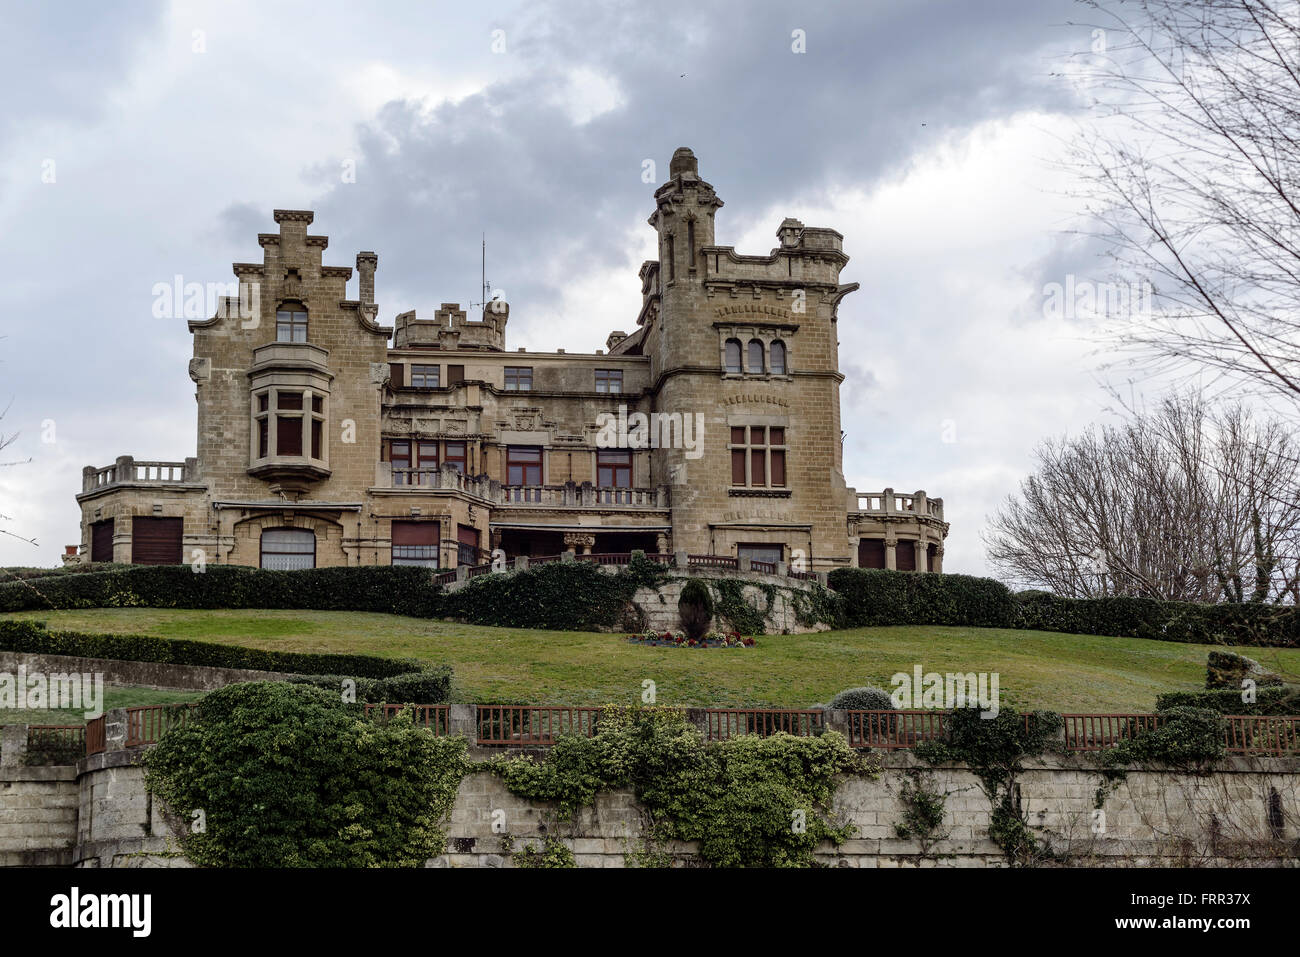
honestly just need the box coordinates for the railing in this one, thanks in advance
[365,703,451,734]
[749,559,777,575]
[391,467,441,486]
[1224,715,1300,755]
[27,725,86,754]
[86,715,106,756]
[81,456,195,493]
[853,488,944,521]
[504,485,544,503]
[475,705,604,746]
[432,569,458,586]
[1061,713,1162,751]
[689,554,738,570]
[124,704,196,747]
[845,710,948,749]
[578,552,631,566]
[703,709,824,741]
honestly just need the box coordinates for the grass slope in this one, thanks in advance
[6,608,1298,712]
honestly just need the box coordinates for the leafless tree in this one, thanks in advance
[984,392,1300,601]
[1067,0,1300,411]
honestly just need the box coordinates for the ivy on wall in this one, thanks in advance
[489,706,869,867]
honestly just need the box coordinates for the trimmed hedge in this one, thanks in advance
[0,565,444,617]
[1154,686,1300,716]
[827,569,1297,647]
[828,569,1019,628]
[0,619,444,684]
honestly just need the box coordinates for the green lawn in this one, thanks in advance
[6,608,1298,712]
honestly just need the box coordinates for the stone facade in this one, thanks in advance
[73,148,947,573]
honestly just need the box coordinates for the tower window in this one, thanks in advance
[747,339,765,374]
[275,305,308,343]
[770,340,787,374]
[729,425,787,488]
[724,339,742,374]
[410,364,440,389]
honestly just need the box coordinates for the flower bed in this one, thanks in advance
[625,630,756,648]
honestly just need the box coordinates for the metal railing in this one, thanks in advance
[27,724,86,754]
[703,709,824,741]
[1224,715,1300,755]
[1061,713,1162,751]
[124,704,196,748]
[86,715,106,756]
[475,705,604,746]
[365,703,451,734]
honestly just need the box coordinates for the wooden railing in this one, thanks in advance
[475,705,604,746]
[124,704,196,747]
[365,703,451,735]
[702,709,824,741]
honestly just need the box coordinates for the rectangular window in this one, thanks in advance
[729,424,787,488]
[311,395,323,413]
[391,440,411,484]
[595,369,623,393]
[596,450,632,488]
[392,521,439,568]
[277,391,303,410]
[738,544,782,567]
[258,418,269,458]
[447,365,464,386]
[444,441,467,474]
[504,367,533,391]
[457,524,480,566]
[311,419,322,460]
[507,446,542,485]
[389,362,405,388]
[257,393,269,412]
[411,364,440,389]
[276,308,308,343]
[413,441,438,484]
[277,416,302,456]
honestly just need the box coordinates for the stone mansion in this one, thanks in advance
[72,148,948,574]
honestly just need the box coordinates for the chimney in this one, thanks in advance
[356,251,378,306]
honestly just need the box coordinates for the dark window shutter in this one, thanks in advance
[858,538,886,570]
[91,519,114,562]
[131,517,183,565]
[389,362,404,388]
[447,365,464,386]
[393,521,439,546]
[896,541,917,572]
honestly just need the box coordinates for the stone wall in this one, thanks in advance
[629,569,832,634]
[0,651,289,693]
[3,731,1292,868]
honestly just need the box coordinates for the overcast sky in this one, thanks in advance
[0,0,1132,575]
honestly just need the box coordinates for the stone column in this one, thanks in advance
[884,537,897,571]
[564,533,595,555]
[655,533,669,555]
[932,544,944,574]
[914,540,928,573]
[0,725,27,766]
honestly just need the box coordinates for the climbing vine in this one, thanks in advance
[914,706,1062,865]
[489,706,869,867]
[709,578,775,635]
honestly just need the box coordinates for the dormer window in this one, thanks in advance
[276,304,308,343]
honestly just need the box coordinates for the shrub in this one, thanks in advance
[1102,706,1226,769]
[828,686,895,711]
[1204,650,1283,689]
[1154,686,1300,716]
[828,568,1018,629]
[144,682,469,866]
[283,669,452,704]
[0,619,436,681]
[677,579,714,639]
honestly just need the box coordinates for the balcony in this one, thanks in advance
[851,487,944,521]
[80,456,201,497]
[374,463,669,509]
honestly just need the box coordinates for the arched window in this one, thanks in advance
[747,339,765,374]
[260,528,315,570]
[724,339,742,373]
[276,304,308,343]
[770,340,787,374]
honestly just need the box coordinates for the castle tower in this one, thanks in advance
[647,148,860,568]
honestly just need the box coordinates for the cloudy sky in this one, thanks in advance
[0,0,1132,574]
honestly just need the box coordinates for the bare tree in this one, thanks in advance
[1068,0,1300,410]
[984,393,1300,601]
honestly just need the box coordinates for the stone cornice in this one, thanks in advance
[273,209,315,225]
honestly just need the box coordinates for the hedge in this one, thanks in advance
[0,619,446,686]
[827,569,1297,647]
[827,569,1019,628]
[0,565,444,617]
[1154,686,1300,716]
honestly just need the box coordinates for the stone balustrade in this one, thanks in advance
[80,456,200,494]
[852,487,944,521]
